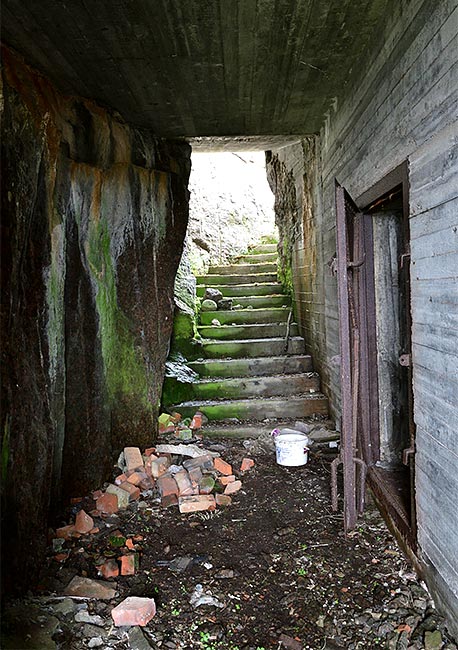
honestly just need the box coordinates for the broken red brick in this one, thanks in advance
[139,476,154,491]
[126,471,146,486]
[216,494,232,507]
[133,535,144,542]
[89,527,100,535]
[99,559,119,579]
[56,525,76,540]
[70,497,83,504]
[178,494,216,513]
[96,492,118,514]
[124,447,144,472]
[125,538,135,550]
[199,475,215,495]
[240,457,255,472]
[187,466,203,487]
[74,509,94,534]
[91,489,103,500]
[156,475,179,498]
[219,475,236,485]
[183,454,214,471]
[118,554,136,576]
[115,473,127,486]
[106,484,130,509]
[213,457,232,476]
[111,596,156,627]
[224,480,242,495]
[190,413,202,430]
[170,412,182,423]
[174,469,196,496]
[150,456,171,478]
[161,494,179,508]
[144,447,157,457]
[54,553,69,562]
[119,482,141,501]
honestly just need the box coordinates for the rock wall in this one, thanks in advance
[188,152,275,272]
[0,46,191,594]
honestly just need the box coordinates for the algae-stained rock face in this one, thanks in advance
[0,47,191,594]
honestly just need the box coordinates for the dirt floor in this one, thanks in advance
[2,430,457,650]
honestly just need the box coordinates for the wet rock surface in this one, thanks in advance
[1,431,456,649]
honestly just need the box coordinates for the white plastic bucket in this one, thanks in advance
[275,432,309,466]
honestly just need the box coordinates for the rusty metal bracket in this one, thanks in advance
[347,255,365,269]
[331,454,367,519]
[402,446,415,466]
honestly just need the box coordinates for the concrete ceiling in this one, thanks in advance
[2,0,393,139]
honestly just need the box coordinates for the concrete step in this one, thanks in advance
[249,243,277,254]
[190,373,320,400]
[236,252,277,264]
[196,272,277,286]
[197,283,284,297]
[198,322,299,340]
[209,262,277,275]
[172,394,329,421]
[200,307,290,325]
[232,295,291,308]
[201,336,305,359]
[189,355,313,378]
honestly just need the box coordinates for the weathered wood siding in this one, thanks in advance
[270,0,458,632]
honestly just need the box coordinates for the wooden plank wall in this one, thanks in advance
[272,0,458,631]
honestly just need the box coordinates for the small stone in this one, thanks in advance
[64,576,117,599]
[201,299,218,311]
[279,633,303,650]
[218,297,233,310]
[176,427,193,440]
[75,610,105,626]
[213,457,232,475]
[96,493,118,514]
[204,288,223,302]
[124,447,144,472]
[215,494,232,506]
[211,319,221,326]
[119,554,136,576]
[74,509,94,534]
[161,493,179,508]
[106,484,130,509]
[119,482,141,501]
[127,626,153,650]
[99,559,119,579]
[224,480,242,495]
[178,494,216,513]
[240,457,255,472]
[88,639,104,648]
[424,630,443,650]
[111,596,156,627]
[199,476,215,494]
[52,598,75,616]
[83,624,104,638]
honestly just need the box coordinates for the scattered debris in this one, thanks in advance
[64,576,117,600]
[111,596,156,626]
[189,584,225,609]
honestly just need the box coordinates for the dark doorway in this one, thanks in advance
[335,163,416,548]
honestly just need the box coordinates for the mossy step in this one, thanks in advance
[172,394,329,421]
[236,253,277,264]
[198,322,299,340]
[209,262,277,275]
[200,307,290,325]
[201,336,305,358]
[234,295,290,308]
[196,273,277,286]
[190,373,320,400]
[197,283,284,297]
[189,355,313,378]
[249,244,277,254]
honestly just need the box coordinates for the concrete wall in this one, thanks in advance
[268,0,458,633]
[0,47,191,594]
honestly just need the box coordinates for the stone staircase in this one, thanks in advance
[169,243,328,424]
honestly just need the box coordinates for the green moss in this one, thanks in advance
[87,218,151,408]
